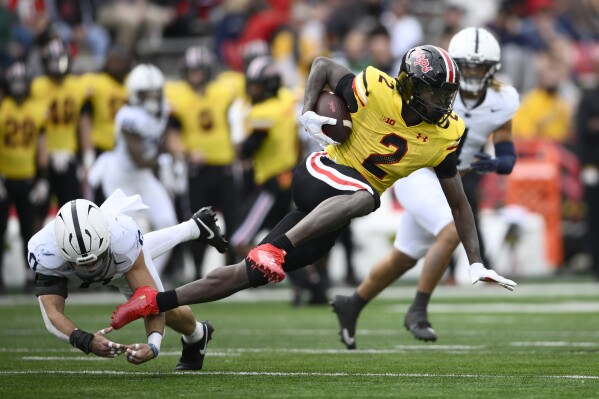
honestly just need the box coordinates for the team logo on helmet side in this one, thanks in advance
[397,45,460,124]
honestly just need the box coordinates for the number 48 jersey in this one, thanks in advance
[326,66,465,195]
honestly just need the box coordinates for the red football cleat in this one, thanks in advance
[246,243,287,283]
[111,286,160,329]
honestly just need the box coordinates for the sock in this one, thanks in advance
[156,290,179,312]
[144,220,198,259]
[271,235,294,253]
[352,292,368,314]
[410,290,431,312]
[182,321,205,344]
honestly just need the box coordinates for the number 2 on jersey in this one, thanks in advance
[361,134,408,179]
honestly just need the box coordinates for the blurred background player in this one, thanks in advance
[165,45,238,278]
[28,190,226,368]
[80,45,134,204]
[331,28,519,348]
[31,38,91,209]
[94,63,180,276]
[228,56,327,304]
[0,62,49,293]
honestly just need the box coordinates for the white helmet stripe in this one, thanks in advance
[70,201,88,255]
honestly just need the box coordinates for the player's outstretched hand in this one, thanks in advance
[299,111,338,148]
[470,152,498,174]
[468,262,517,291]
[125,343,156,365]
[91,327,129,358]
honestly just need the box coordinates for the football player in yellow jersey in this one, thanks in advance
[0,62,49,292]
[79,45,132,203]
[217,40,272,200]
[229,56,298,257]
[31,39,91,207]
[165,45,239,276]
[110,46,516,330]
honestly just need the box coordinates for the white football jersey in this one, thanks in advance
[28,190,146,291]
[453,84,519,171]
[112,102,169,170]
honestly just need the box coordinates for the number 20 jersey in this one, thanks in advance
[326,66,465,195]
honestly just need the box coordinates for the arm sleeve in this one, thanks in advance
[240,130,268,159]
[434,152,458,179]
[334,73,358,113]
[35,273,69,298]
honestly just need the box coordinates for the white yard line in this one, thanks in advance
[0,370,597,380]
[1,283,598,306]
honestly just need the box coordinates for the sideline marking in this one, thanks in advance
[0,370,597,380]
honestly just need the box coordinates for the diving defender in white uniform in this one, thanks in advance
[28,189,227,368]
[332,27,520,348]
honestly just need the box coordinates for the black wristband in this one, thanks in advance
[156,290,179,312]
[69,329,94,354]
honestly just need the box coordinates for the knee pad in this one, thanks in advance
[245,259,270,287]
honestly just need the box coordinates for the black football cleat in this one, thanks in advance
[192,207,228,253]
[176,321,215,371]
[404,309,437,342]
[330,295,358,350]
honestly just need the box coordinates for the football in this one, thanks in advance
[314,91,352,143]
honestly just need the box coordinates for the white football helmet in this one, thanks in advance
[448,27,501,95]
[55,200,112,282]
[126,63,165,115]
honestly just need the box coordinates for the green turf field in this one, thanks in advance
[1,282,598,398]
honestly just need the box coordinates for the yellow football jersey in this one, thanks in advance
[83,72,128,151]
[327,67,465,194]
[31,74,88,153]
[249,87,298,185]
[0,97,47,179]
[165,80,236,166]
[216,70,247,100]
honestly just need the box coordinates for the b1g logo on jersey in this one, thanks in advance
[413,48,433,73]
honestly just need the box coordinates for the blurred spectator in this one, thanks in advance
[47,0,110,66]
[512,66,572,143]
[380,0,423,71]
[575,65,599,278]
[367,25,394,76]
[333,27,370,74]
[294,2,329,81]
[1,0,49,66]
[326,0,382,53]
[437,3,466,50]
[97,0,176,50]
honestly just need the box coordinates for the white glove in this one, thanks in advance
[50,151,74,173]
[29,179,50,205]
[299,111,338,149]
[468,262,517,291]
[580,165,599,186]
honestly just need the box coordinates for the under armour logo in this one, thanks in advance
[416,133,428,142]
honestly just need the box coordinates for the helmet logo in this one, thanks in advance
[413,48,433,73]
